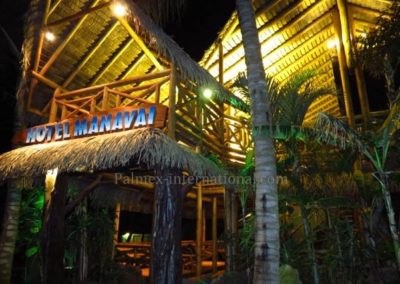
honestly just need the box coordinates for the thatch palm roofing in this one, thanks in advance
[26,0,247,118]
[201,0,390,121]
[0,128,225,181]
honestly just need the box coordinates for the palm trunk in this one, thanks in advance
[379,173,400,270]
[0,180,22,284]
[151,168,183,284]
[236,0,279,282]
[300,205,319,284]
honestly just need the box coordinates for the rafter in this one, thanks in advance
[39,0,102,76]
[46,1,111,27]
[209,1,331,76]
[118,17,164,71]
[90,37,135,85]
[221,12,332,82]
[62,21,120,88]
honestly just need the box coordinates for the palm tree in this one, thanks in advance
[314,101,400,270]
[235,1,280,282]
[235,70,330,283]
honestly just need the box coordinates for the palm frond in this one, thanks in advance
[314,113,367,151]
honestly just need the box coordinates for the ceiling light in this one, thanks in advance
[112,2,127,17]
[327,39,337,49]
[203,88,213,99]
[45,31,56,42]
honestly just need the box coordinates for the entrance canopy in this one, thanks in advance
[0,128,225,182]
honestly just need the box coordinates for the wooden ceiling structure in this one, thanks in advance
[200,0,391,124]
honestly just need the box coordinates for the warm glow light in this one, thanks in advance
[327,39,337,49]
[112,2,127,17]
[45,31,56,42]
[203,88,213,99]
[361,32,367,38]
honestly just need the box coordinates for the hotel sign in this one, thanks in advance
[16,105,168,145]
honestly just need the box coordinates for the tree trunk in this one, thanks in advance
[42,173,68,284]
[300,205,319,284]
[151,168,183,284]
[380,174,400,270]
[0,180,22,284]
[236,0,280,282]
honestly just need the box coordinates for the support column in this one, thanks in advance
[212,197,218,274]
[168,65,177,139]
[224,187,234,272]
[231,192,238,271]
[42,173,68,284]
[332,9,355,127]
[113,202,121,245]
[218,41,226,161]
[196,183,203,277]
[151,168,183,284]
[0,179,22,284]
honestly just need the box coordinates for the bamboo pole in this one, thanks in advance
[349,16,370,125]
[113,203,121,245]
[224,186,233,272]
[212,197,218,274]
[337,0,353,68]
[332,9,355,127]
[196,182,203,277]
[168,66,177,139]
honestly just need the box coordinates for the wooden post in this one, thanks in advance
[212,197,218,274]
[332,9,355,127]
[102,87,109,111]
[42,173,68,284]
[113,202,121,245]
[337,0,353,68]
[168,66,177,139]
[196,182,203,277]
[49,89,60,123]
[224,187,234,272]
[151,168,183,284]
[349,16,370,125]
[231,192,238,271]
[218,41,226,161]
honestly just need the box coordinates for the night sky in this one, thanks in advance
[0,0,235,153]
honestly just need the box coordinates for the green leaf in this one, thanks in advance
[25,247,38,258]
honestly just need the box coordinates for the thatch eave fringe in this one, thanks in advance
[0,128,227,183]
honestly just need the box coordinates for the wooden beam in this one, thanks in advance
[91,38,134,85]
[337,0,353,68]
[212,197,218,274]
[62,21,120,88]
[46,1,111,27]
[350,15,370,125]
[118,17,164,71]
[32,71,67,91]
[39,0,103,76]
[332,9,355,127]
[168,65,177,139]
[196,182,203,277]
[57,70,170,99]
[48,0,64,17]
[224,187,233,272]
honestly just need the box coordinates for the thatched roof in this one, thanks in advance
[0,128,225,181]
[201,0,390,121]
[22,0,247,124]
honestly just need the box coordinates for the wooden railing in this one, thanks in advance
[48,70,171,122]
[46,68,251,165]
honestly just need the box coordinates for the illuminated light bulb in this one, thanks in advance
[45,31,56,42]
[112,2,128,17]
[360,32,367,38]
[327,39,337,49]
[203,88,213,99]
